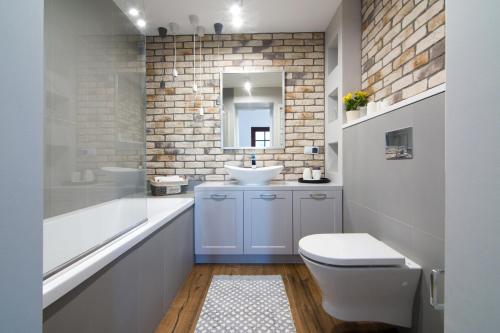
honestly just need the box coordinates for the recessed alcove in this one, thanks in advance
[327,88,339,123]
[327,34,338,76]
[327,141,339,180]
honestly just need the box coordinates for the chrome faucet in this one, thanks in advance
[250,153,256,169]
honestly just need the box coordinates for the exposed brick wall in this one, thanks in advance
[146,33,325,181]
[361,0,445,104]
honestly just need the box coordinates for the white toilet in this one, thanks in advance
[299,233,421,328]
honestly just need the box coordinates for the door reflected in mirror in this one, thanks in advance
[221,71,284,149]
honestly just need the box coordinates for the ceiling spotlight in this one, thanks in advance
[230,4,242,16]
[244,81,252,93]
[158,27,167,38]
[137,19,146,28]
[128,8,139,17]
[214,23,224,35]
[189,15,199,28]
[168,22,180,35]
[232,16,243,28]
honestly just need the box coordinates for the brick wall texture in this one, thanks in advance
[361,0,445,104]
[146,33,325,181]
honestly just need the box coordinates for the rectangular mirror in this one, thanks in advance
[221,71,285,149]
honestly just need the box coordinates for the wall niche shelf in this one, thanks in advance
[326,141,339,182]
[323,0,361,184]
[327,35,338,77]
[327,88,339,123]
[342,84,446,129]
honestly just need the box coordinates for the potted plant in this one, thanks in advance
[343,91,369,123]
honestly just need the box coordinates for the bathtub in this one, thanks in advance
[42,196,194,308]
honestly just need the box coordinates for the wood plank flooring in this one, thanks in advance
[155,264,397,333]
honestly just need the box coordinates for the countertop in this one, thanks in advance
[195,181,343,191]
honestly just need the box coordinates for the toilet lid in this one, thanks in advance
[299,233,406,266]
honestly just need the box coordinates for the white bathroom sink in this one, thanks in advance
[224,165,283,185]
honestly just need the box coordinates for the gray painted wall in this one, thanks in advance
[343,93,445,333]
[445,1,500,332]
[0,1,44,332]
[43,208,194,333]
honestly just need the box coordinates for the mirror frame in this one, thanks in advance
[220,70,286,150]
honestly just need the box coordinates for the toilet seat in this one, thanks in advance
[299,233,406,267]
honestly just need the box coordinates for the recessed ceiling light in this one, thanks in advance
[128,8,139,17]
[230,4,241,16]
[137,19,146,28]
[232,16,243,28]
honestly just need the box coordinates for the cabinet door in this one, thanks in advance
[244,191,293,254]
[195,190,243,254]
[293,190,343,254]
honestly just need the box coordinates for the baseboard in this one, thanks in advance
[195,254,304,264]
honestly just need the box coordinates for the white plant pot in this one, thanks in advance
[377,100,389,113]
[346,110,361,123]
[367,102,377,115]
[359,106,367,117]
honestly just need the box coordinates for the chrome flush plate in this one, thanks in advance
[385,127,413,160]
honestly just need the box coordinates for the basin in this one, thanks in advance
[224,165,283,185]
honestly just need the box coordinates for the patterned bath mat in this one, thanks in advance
[195,275,297,333]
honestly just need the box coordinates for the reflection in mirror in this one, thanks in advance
[222,72,284,148]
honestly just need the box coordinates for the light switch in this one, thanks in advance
[304,146,320,154]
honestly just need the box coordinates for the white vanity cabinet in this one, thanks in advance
[292,190,343,254]
[244,191,293,254]
[194,182,343,260]
[194,190,244,254]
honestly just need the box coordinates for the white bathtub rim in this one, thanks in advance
[42,197,194,309]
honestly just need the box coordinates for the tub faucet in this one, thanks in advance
[250,153,256,169]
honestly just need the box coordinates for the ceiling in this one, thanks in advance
[135,0,341,35]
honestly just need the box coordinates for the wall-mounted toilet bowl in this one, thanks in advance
[299,233,421,328]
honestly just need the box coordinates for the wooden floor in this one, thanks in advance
[155,264,397,333]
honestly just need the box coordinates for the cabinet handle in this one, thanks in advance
[210,194,227,200]
[310,193,327,200]
[260,194,277,200]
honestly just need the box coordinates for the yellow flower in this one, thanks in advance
[343,93,353,104]
[355,91,368,98]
